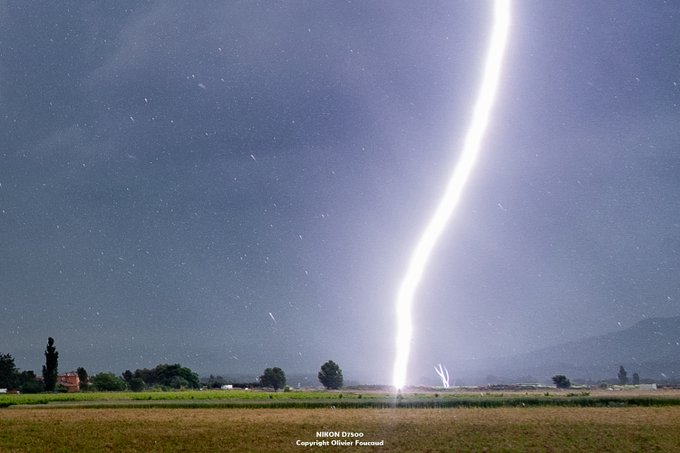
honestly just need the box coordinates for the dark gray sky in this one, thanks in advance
[1,1,679,384]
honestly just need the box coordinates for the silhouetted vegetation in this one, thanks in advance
[128,377,145,392]
[77,367,89,391]
[42,337,59,392]
[129,364,200,390]
[91,372,127,391]
[260,367,286,391]
[318,360,344,389]
[203,374,228,389]
[0,353,17,389]
[552,375,571,389]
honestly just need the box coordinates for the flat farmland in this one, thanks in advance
[2,406,680,452]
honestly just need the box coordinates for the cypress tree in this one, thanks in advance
[42,337,59,391]
[618,366,628,385]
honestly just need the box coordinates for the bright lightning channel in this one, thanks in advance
[392,0,511,391]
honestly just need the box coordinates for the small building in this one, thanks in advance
[639,383,657,391]
[57,372,80,392]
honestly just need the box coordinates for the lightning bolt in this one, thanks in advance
[392,0,511,390]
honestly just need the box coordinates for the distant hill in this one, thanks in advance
[470,316,680,384]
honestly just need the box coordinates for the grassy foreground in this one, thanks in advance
[2,406,680,452]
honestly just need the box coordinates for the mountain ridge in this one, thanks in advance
[471,316,680,383]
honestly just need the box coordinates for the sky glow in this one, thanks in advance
[2,1,677,383]
[392,0,511,390]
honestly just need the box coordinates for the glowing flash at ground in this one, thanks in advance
[392,0,510,390]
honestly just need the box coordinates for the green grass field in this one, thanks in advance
[2,388,680,409]
[2,390,680,451]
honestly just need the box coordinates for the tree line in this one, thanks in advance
[552,365,644,389]
[0,337,344,392]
